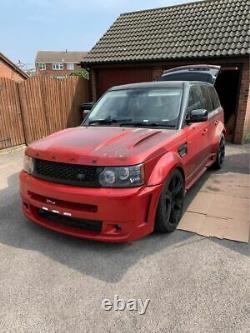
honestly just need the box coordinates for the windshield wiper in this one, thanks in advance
[119,121,176,128]
[88,117,132,126]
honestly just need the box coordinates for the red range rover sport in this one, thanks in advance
[20,65,225,242]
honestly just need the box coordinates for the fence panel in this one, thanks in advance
[18,76,49,144]
[0,78,25,149]
[0,76,89,148]
[19,76,89,144]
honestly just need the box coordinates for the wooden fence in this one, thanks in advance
[0,76,89,149]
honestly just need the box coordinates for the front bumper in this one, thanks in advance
[20,171,162,242]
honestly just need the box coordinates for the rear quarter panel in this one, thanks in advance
[210,107,225,153]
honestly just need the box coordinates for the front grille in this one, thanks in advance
[34,158,102,187]
[38,208,102,232]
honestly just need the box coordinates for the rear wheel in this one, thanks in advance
[155,169,184,233]
[212,136,225,170]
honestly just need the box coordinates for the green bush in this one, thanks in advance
[70,69,89,80]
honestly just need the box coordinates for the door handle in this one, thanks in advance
[202,128,208,135]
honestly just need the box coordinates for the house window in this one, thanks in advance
[37,63,46,70]
[67,63,74,70]
[52,63,64,70]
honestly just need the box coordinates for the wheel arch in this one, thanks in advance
[147,151,186,187]
[175,166,185,184]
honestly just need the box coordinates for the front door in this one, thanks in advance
[182,85,210,183]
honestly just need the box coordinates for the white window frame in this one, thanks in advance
[52,63,64,70]
[37,63,46,70]
[54,75,66,80]
[67,63,74,70]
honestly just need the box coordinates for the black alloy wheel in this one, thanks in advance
[155,169,185,233]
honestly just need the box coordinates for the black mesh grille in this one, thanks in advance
[34,159,102,187]
[38,208,102,232]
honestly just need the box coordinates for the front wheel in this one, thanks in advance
[155,169,185,233]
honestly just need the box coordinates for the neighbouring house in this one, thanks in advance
[35,50,87,79]
[82,0,249,143]
[0,52,29,82]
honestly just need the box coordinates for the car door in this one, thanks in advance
[199,84,214,159]
[182,84,210,182]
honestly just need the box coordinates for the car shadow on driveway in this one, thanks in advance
[0,147,249,283]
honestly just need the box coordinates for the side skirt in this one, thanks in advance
[185,166,207,192]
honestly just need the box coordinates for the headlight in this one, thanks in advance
[23,155,34,174]
[99,164,144,187]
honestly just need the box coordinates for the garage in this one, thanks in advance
[82,0,249,143]
[96,67,153,97]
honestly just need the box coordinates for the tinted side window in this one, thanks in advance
[187,85,203,112]
[200,85,213,112]
[208,86,221,109]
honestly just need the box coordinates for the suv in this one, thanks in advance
[20,65,225,242]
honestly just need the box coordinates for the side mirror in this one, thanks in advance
[80,102,95,119]
[187,109,208,123]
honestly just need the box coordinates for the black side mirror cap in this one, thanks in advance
[80,102,95,120]
[186,109,208,123]
[80,102,95,112]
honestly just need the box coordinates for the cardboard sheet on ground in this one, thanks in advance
[177,192,250,243]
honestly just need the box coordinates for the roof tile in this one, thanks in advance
[36,51,87,63]
[83,0,249,64]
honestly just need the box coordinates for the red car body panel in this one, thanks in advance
[20,170,162,242]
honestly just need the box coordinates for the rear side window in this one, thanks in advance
[208,86,221,109]
[200,85,213,112]
[187,85,203,112]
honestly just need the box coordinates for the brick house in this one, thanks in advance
[0,52,29,82]
[35,51,87,79]
[82,0,249,143]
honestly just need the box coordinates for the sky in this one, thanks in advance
[0,0,199,68]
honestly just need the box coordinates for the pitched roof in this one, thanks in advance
[36,51,88,63]
[0,52,29,79]
[83,0,249,65]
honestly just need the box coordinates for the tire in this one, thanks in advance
[212,135,225,170]
[155,169,185,233]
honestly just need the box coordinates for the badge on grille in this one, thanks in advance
[46,199,56,205]
[76,173,86,180]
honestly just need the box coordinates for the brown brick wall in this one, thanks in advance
[0,61,25,82]
[234,60,250,143]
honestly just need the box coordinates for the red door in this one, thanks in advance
[96,67,153,98]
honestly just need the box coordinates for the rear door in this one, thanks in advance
[160,65,221,85]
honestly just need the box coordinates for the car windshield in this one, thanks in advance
[83,88,183,128]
